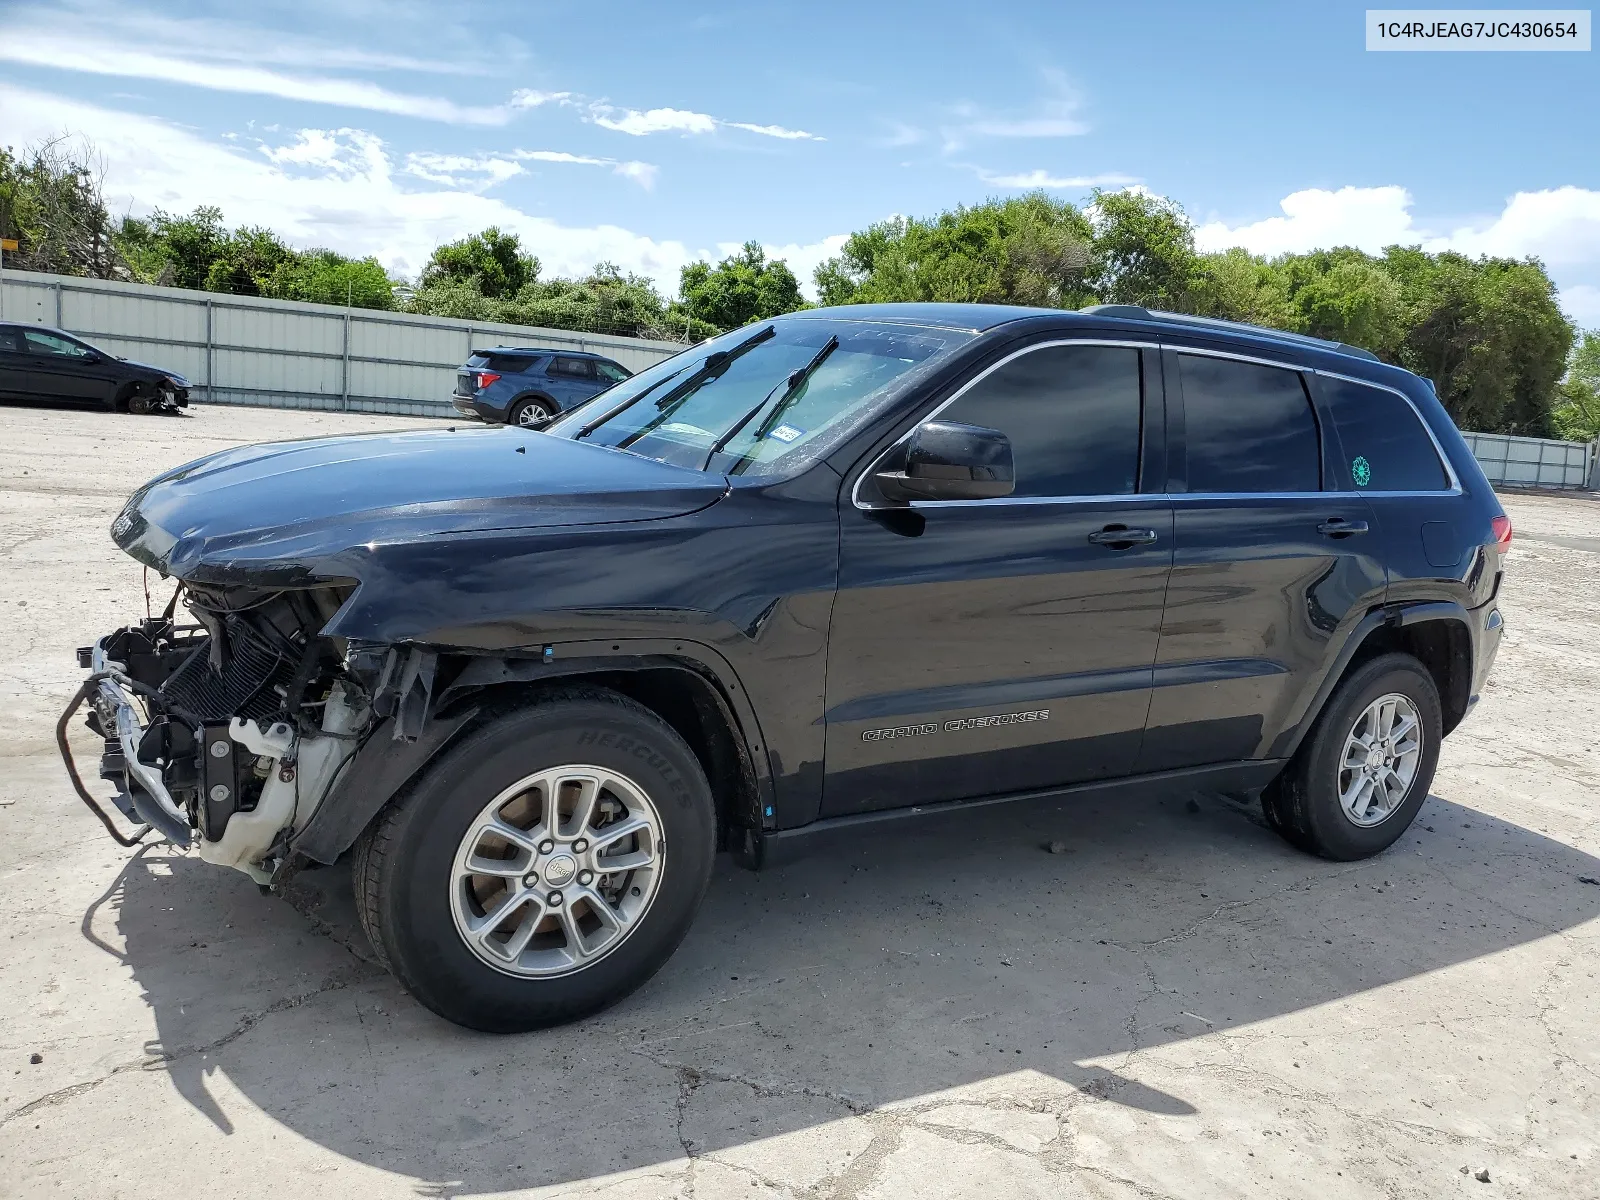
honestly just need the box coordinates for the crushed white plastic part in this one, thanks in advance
[229,717,295,758]
[201,683,369,880]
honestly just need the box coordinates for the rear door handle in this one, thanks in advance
[1316,518,1370,537]
[1088,526,1159,548]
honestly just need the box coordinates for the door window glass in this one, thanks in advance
[938,344,1142,497]
[1320,378,1450,491]
[1178,355,1320,493]
[595,360,630,383]
[24,330,91,358]
[549,356,594,378]
[0,328,21,354]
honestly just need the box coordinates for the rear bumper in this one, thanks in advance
[1464,599,1504,718]
[451,394,501,421]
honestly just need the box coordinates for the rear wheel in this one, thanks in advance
[1262,653,1442,860]
[353,688,715,1032]
[509,397,556,429]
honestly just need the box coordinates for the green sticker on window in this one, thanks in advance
[1351,455,1371,487]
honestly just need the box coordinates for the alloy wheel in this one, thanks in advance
[516,402,553,428]
[448,765,664,978]
[1337,692,1424,827]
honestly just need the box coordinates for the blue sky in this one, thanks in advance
[1,0,1596,322]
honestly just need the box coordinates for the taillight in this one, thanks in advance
[1491,514,1512,553]
[477,372,501,389]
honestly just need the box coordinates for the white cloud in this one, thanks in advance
[589,105,822,141]
[0,84,693,288]
[940,69,1088,151]
[2,2,462,75]
[403,152,525,190]
[510,89,575,109]
[510,150,658,190]
[1194,184,1600,327]
[723,122,823,141]
[975,168,1137,190]
[592,106,720,136]
[1194,186,1416,257]
[612,161,660,190]
[0,32,514,125]
[1562,285,1600,329]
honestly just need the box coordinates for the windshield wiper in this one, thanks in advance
[573,362,689,440]
[700,335,838,471]
[614,324,777,451]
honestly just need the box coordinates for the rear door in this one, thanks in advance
[22,328,117,403]
[1311,371,1465,591]
[1138,347,1386,772]
[822,339,1173,816]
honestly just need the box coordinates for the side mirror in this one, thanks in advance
[874,420,1015,503]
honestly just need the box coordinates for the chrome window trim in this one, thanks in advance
[850,337,1156,511]
[850,337,1463,511]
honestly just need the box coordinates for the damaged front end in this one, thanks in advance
[61,581,430,884]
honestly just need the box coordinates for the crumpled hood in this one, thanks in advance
[113,424,727,582]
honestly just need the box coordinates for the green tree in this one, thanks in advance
[116,207,228,288]
[674,242,806,331]
[0,137,122,278]
[1087,189,1201,309]
[419,227,539,299]
[1273,248,1406,359]
[1552,330,1600,441]
[259,250,395,309]
[814,193,1093,309]
[1384,247,1573,434]
[1190,248,1293,327]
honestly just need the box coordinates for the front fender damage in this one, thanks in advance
[65,584,468,885]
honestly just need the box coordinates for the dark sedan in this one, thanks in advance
[0,323,190,414]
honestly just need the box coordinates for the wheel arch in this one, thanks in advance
[1275,602,1474,760]
[291,648,769,868]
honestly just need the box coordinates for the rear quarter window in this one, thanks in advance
[1320,378,1450,492]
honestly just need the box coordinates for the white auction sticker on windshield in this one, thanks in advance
[768,424,805,443]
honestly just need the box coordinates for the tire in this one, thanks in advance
[352,687,716,1032]
[508,397,556,429]
[1261,653,1442,861]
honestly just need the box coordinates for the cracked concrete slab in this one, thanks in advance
[1,404,1597,1197]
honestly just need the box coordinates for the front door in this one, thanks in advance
[1139,348,1387,771]
[0,326,28,396]
[823,340,1173,817]
[23,328,116,403]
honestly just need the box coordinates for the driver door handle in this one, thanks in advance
[1088,526,1159,548]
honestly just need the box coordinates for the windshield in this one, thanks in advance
[547,319,972,475]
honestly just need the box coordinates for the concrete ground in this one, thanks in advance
[0,400,1596,1199]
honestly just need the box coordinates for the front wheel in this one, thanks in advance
[352,688,716,1032]
[1262,653,1442,861]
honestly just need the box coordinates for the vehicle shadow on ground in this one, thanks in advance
[98,787,1600,1194]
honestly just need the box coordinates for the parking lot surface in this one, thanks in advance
[1,402,1596,1199]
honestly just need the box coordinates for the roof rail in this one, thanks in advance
[1076,304,1380,363]
[1077,304,1151,319]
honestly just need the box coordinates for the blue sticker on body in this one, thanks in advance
[768,424,805,443]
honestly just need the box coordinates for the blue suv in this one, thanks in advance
[451,347,633,428]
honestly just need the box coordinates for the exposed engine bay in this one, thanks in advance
[61,581,421,884]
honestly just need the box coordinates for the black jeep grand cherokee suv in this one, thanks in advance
[68,302,1507,1031]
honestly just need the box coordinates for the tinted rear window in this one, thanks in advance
[1179,355,1321,493]
[1320,378,1450,492]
